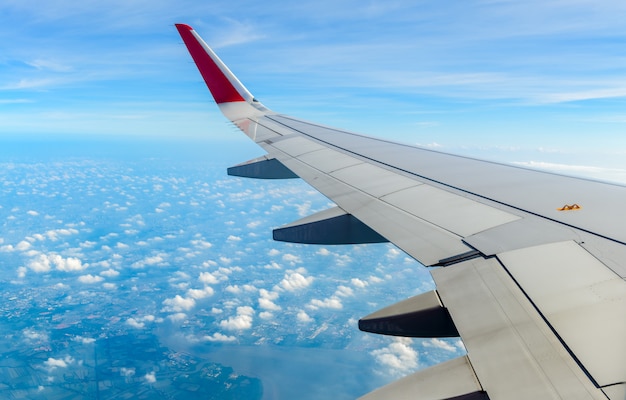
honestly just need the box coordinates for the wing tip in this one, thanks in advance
[174,23,193,32]
[176,23,249,105]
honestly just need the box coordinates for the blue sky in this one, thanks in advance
[2,1,626,179]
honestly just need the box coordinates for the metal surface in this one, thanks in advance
[359,290,458,337]
[433,258,607,400]
[176,25,626,399]
[273,206,387,244]
[227,156,298,179]
[498,241,626,387]
[358,356,484,400]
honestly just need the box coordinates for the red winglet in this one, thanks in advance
[175,24,246,104]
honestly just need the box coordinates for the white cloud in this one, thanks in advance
[297,311,313,323]
[316,248,331,256]
[27,210,39,216]
[351,278,368,288]
[17,266,27,278]
[309,297,343,310]
[144,371,156,384]
[73,336,96,344]
[45,228,78,241]
[44,356,74,371]
[0,244,14,252]
[126,318,145,329]
[15,240,32,251]
[268,249,280,256]
[167,313,187,322]
[246,220,261,229]
[279,271,313,292]
[371,338,418,375]
[28,253,87,272]
[335,285,354,297]
[259,311,274,320]
[219,306,254,331]
[100,268,119,277]
[28,255,51,272]
[186,286,214,299]
[423,338,458,352]
[258,289,281,311]
[227,235,242,242]
[225,285,249,294]
[198,271,219,284]
[282,253,302,264]
[131,254,167,268]
[53,255,85,272]
[78,274,103,284]
[204,332,237,342]
[387,248,402,258]
[191,239,212,248]
[162,295,195,312]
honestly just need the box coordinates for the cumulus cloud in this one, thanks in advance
[387,248,402,258]
[124,316,157,329]
[246,220,261,229]
[27,210,39,216]
[126,318,145,329]
[191,239,212,248]
[282,253,302,265]
[100,269,119,277]
[227,235,242,242]
[371,338,418,375]
[263,261,281,270]
[279,271,313,292]
[296,311,313,323]
[186,286,214,299]
[167,313,187,322]
[351,278,368,288]
[28,254,87,273]
[258,289,281,311]
[15,240,32,251]
[259,311,274,320]
[78,274,104,284]
[144,371,156,384]
[44,356,74,371]
[267,249,280,257]
[73,336,96,344]
[335,285,354,297]
[204,332,237,342]
[131,254,167,269]
[219,306,254,331]
[54,255,85,272]
[45,228,79,241]
[309,297,343,310]
[28,255,51,273]
[198,271,219,284]
[162,295,195,312]
[316,248,331,256]
[423,338,461,352]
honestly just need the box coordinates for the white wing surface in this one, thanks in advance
[176,24,626,400]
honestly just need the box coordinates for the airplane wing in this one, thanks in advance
[175,24,626,400]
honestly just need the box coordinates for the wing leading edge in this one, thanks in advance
[175,24,626,399]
